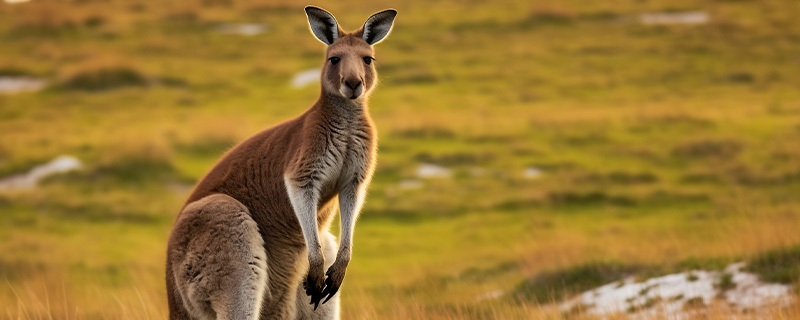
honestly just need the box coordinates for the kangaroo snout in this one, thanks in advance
[344,80,361,89]
[341,79,364,99]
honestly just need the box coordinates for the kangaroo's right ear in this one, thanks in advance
[305,6,340,45]
[361,9,397,45]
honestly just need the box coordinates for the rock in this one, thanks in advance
[397,179,423,190]
[416,163,452,179]
[558,262,792,319]
[0,77,47,94]
[291,68,321,88]
[523,167,543,179]
[0,156,82,191]
[639,11,709,25]
[216,23,267,36]
[476,290,504,302]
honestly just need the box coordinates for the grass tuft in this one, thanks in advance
[392,127,456,140]
[0,67,34,77]
[173,137,234,157]
[414,152,494,166]
[525,6,575,26]
[683,296,705,309]
[747,245,800,284]
[714,273,736,292]
[513,261,640,303]
[59,65,149,91]
[672,139,743,159]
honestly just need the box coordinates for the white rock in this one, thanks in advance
[3,0,31,3]
[476,289,504,302]
[0,77,47,94]
[397,179,423,190]
[0,155,82,191]
[216,23,267,36]
[558,262,793,319]
[291,68,321,88]
[640,11,709,25]
[723,262,792,310]
[523,167,543,179]
[416,163,451,179]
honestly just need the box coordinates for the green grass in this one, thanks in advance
[748,245,800,285]
[1,0,800,319]
[513,261,640,303]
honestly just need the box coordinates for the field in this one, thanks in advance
[1,0,800,318]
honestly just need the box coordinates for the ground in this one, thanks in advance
[0,0,799,319]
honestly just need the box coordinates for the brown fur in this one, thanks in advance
[166,6,395,320]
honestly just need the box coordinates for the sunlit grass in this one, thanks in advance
[1,0,799,318]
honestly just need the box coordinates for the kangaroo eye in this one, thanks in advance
[329,57,341,65]
[363,57,374,65]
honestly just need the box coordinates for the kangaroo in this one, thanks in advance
[165,6,396,320]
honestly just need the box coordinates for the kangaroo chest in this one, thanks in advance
[314,122,375,201]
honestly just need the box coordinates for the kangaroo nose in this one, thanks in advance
[344,80,362,89]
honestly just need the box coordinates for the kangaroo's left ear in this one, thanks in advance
[360,9,397,45]
[305,6,341,45]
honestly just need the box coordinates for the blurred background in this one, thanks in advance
[1,0,799,319]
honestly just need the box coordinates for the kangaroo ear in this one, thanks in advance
[361,9,397,45]
[305,6,340,45]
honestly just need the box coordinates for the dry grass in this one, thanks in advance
[1,0,799,318]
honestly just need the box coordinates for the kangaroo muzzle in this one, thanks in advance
[340,79,363,99]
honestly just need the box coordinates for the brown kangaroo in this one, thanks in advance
[165,6,396,320]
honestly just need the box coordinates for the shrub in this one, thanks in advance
[59,65,148,91]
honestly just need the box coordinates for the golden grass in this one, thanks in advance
[1,0,800,318]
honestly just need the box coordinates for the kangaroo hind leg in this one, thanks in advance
[168,194,268,320]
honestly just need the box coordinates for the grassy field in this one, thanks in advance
[1,0,800,318]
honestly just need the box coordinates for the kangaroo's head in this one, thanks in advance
[305,6,396,101]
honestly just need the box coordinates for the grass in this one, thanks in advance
[58,65,149,91]
[1,0,800,319]
[715,273,736,292]
[513,261,640,303]
[747,245,800,285]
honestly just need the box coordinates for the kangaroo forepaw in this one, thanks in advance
[304,271,325,310]
[321,263,347,305]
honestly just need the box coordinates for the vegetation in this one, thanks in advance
[747,245,800,285]
[1,0,799,319]
[514,261,640,303]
